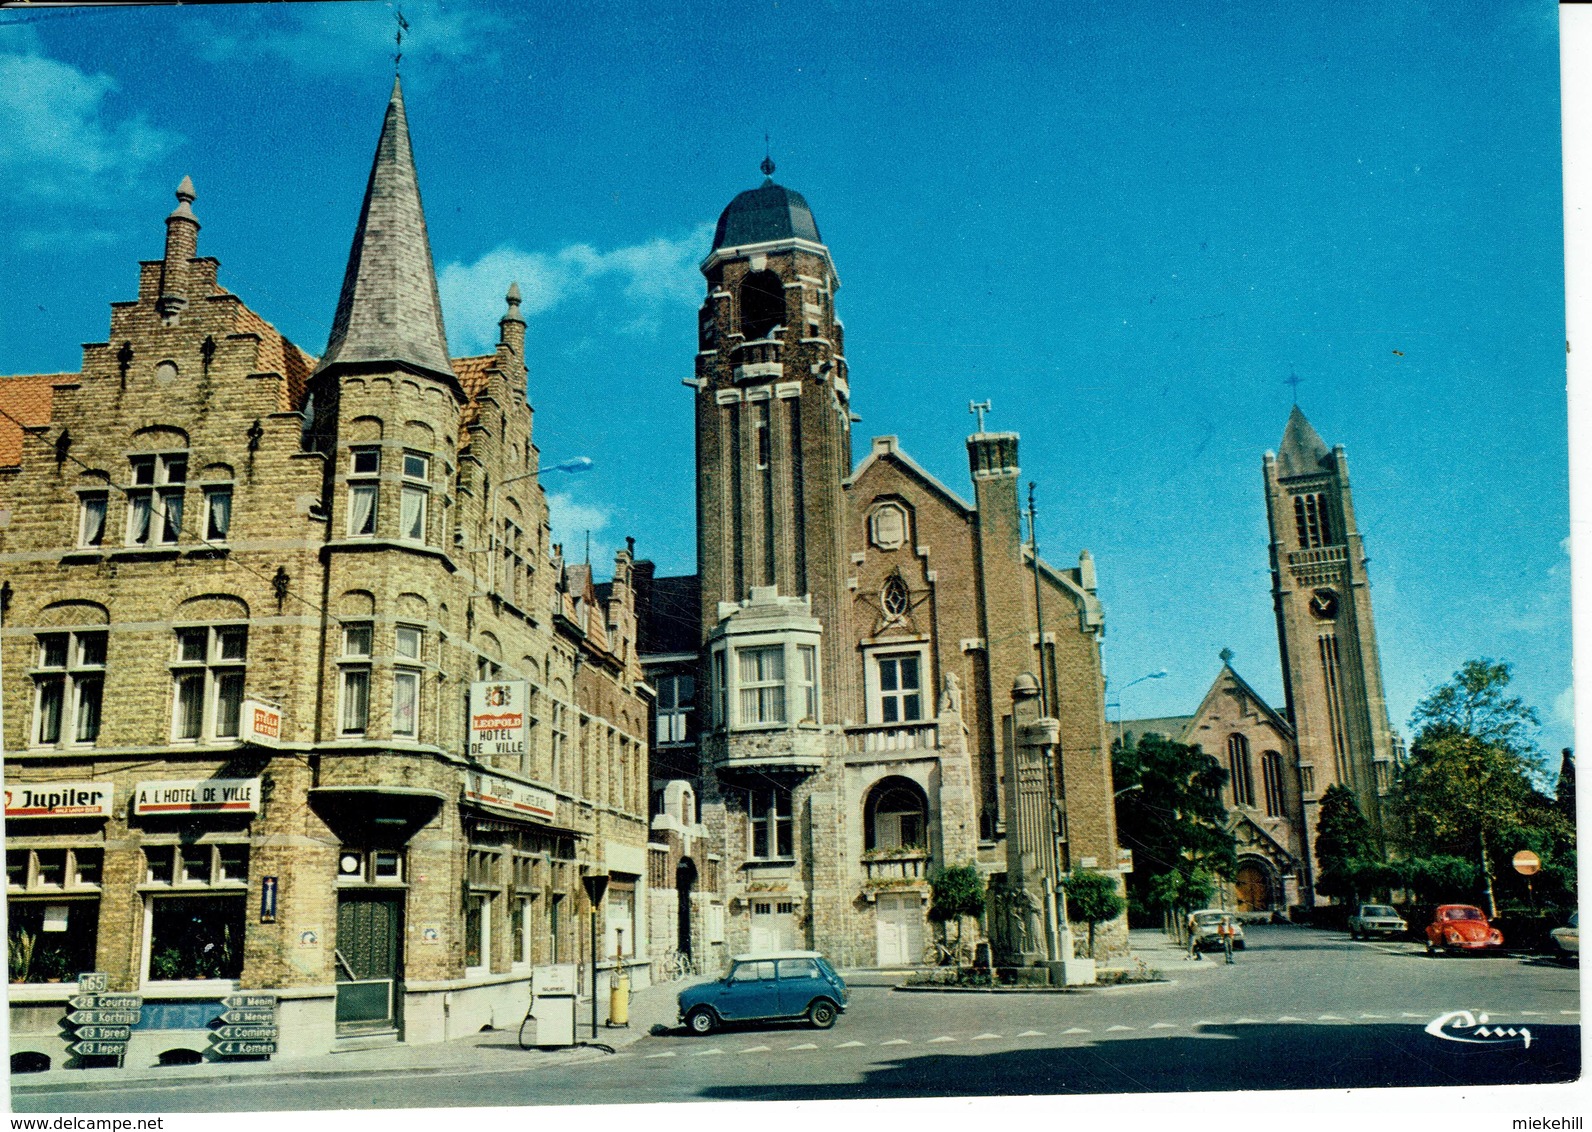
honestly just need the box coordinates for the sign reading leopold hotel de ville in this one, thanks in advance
[133,778,262,816]
[469,680,530,760]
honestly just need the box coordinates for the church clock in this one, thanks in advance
[1308,587,1338,620]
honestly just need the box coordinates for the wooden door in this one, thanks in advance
[336,891,403,1032]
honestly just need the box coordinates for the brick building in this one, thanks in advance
[637,167,1126,971]
[2,78,651,1067]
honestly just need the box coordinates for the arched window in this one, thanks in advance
[1261,750,1286,816]
[864,777,928,852]
[739,270,785,340]
[1227,734,1255,808]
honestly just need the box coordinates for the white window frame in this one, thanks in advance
[863,643,929,725]
[78,491,108,548]
[170,625,247,743]
[139,842,249,988]
[737,644,786,725]
[656,672,695,744]
[203,483,233,542]
[31,630,107,748]
[748,786,794,861]
[126,453,187,547]
[399,450,430,544]
[347,447,380,537]
[339,623,373,736]
[392,624,423,739]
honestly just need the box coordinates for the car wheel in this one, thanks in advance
[687,1007,718,1035]
[1235,941,1246,950]
[807,999,837,1030]
[1349,929,1359,940]
[1425,937,1436,955]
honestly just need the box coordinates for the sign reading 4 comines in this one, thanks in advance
[469,680,529,760]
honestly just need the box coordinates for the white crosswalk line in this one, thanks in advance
[1061,1027,1090,1035]
[1107,1024,1135,1032]
[645,1051,677,1059]
[1317,1014,1346,1021]
[882,1038,912,1045]
[1150,1022,1176,1029]
[1233,1017,1263,1024]
[971,1033,1001,1041]
[740,1045,771,1053]
[1359,1013,1388,1019]
[1277,1016,1305,1022]
[835,1040,866,1048]
[1520,1011,1545,1016]
[1562,1010,1580,1016]
[691,1048,724,1056]
[1017,1030,1046,1037]
[928,1036,957,1043]
[788,1042,818,1050]
[1400,1012,1426,1018]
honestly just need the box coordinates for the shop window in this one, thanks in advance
[511,894,533,969]
[171,625,246,742]
[203,485,232,542]
[144,844,249,888]
[339,623,372,735]
[400,451,430,543]
[7,900,98,984]
[8,847,101,892]
[78,492,107,547]
[347,447,379,537]
[126,453,186,546]
[749,787,793,860]
[464,894,491,973]
[32,630,106,747]
[146,894,245,982]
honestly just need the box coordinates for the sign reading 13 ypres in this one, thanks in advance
[469,681,530,760]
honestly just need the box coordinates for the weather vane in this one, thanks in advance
[394,9,409,71]
[969,399,991,433]
[761,133,775,179]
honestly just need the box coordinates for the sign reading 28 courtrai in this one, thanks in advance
[469,680,530,760]
[133,778,261,815]
[5,782,114,819]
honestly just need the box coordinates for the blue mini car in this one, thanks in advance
[678,950,848,1034]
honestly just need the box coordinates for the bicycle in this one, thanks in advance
[665,949,697,980]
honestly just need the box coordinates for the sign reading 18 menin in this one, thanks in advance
[469,681,530,760]
[133,778,261,815]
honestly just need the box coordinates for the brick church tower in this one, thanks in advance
[1264,407,1399,895]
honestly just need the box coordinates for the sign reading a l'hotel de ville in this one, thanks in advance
[133,778,262,816]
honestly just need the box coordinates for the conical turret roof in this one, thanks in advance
[316,76,455,385]
[1276,406,1330,477]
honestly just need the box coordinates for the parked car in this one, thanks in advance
[1424,904,1504,954]
[1550,911,1579,959]
[1348,904,1408,940]
[678,951,848,1035]
[1187,909,1245,950]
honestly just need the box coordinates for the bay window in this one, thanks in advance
[339,623,372,735]
[393,624,422,738]
[400,451,430,543]
[738,646,786,725]
[347,447,379,537]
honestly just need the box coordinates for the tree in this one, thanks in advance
[1063,866,1126,957]
[1554,749,1576,826]
[927,863,985,958]
[1113,733,1237,923]
[1314,785,1376,903]
[1391,660,1570,916]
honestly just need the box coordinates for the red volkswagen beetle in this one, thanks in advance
[1424,904,1504,954]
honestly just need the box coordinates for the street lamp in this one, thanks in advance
[486,457,594,593]
[1109,669,1167,751]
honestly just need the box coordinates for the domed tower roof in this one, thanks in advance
[711,163,823,251]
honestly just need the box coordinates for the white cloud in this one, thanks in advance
[0,48,180,201]
[547,492,610,550]
[1554,685,1574,726]
[438,222,713,353]
[186,1,504,76]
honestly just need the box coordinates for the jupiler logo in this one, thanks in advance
[1424,1009,1531,1048]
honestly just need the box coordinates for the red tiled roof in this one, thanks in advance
[232,304,317,411]
[0,374,67,468]
[453,355,498,449]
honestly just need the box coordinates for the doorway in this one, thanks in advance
[1235,861,1271,913]
[875,892,924,966]
[335,890,403,1034]
[676,858,697,957]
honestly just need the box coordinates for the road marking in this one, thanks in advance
[1194,1020,1217,1027]
[971,1033,1001,1041]
[1520,1011,1545,1016]
[1018,1030,1046,1037]
[645,1051,677,1059]
[1359,1013,1388,1019]
[928,1036,957,1043]
[788,1043,818,1050]
[1277,1016,1305,1022]
[1061,1027,1090,1035]
[1400,1012,1426,1018]
[740,1045,771,1053]
[691,1048,724,1056]
[1317,1014,1347,1021]
[1562,1010,1580,1016]
[1107,1025,1135,1032]
[1150,1022,1176,1029]
[882,1038,912,1045]
[1233,1017,1263,1024]
[835,1040,866,1048]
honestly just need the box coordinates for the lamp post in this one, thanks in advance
[487,457,593,594]
[1109,669,1168,751]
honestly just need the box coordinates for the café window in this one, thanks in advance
[32,630,106,747]
[7,900,98,984]
[171,625,246,742]
[142,843,248,983]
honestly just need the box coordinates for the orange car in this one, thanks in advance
[1424,904,1504,955]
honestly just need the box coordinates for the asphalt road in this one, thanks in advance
[17,925,1580,1111]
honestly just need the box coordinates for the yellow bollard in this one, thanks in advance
[608,972,630,1026]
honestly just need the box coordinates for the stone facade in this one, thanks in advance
[2,79,650,1069]
[638,171,1125,973]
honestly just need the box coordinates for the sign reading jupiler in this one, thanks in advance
[5,782,113,819]
[469,680,530,759]
[463,769,556,823]
[133,778,261,815]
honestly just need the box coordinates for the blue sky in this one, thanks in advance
[0,0,1572,759]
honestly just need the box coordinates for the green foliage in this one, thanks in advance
[1113,733,1237,918]
[1396,854,1478,901]
[1389,659,1572,914]
[1064,866,1127,955]
[927,863,986,924]
[1314,785,1376,902]
[8,929,35,983]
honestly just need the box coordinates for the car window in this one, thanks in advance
[1363,906,1395,917]
[729,960,776,983]
[1443,907,1482,921]
[777,958,820,979]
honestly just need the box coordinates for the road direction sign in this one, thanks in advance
[94,994,141,1010]
[67,1010,141,1026]
[68,1041,128,1058]
[77,972,108,993]
[219,1009,275,1025]
[68,995,98,1010]
[212,1025,277,1042]
[211,1040,276,1057]
[222,994,277,1009]
[73,1025,132,1042]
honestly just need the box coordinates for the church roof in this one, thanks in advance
[1276,406,1331,478]
[712,179,823,251]
[316,76,455,387]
